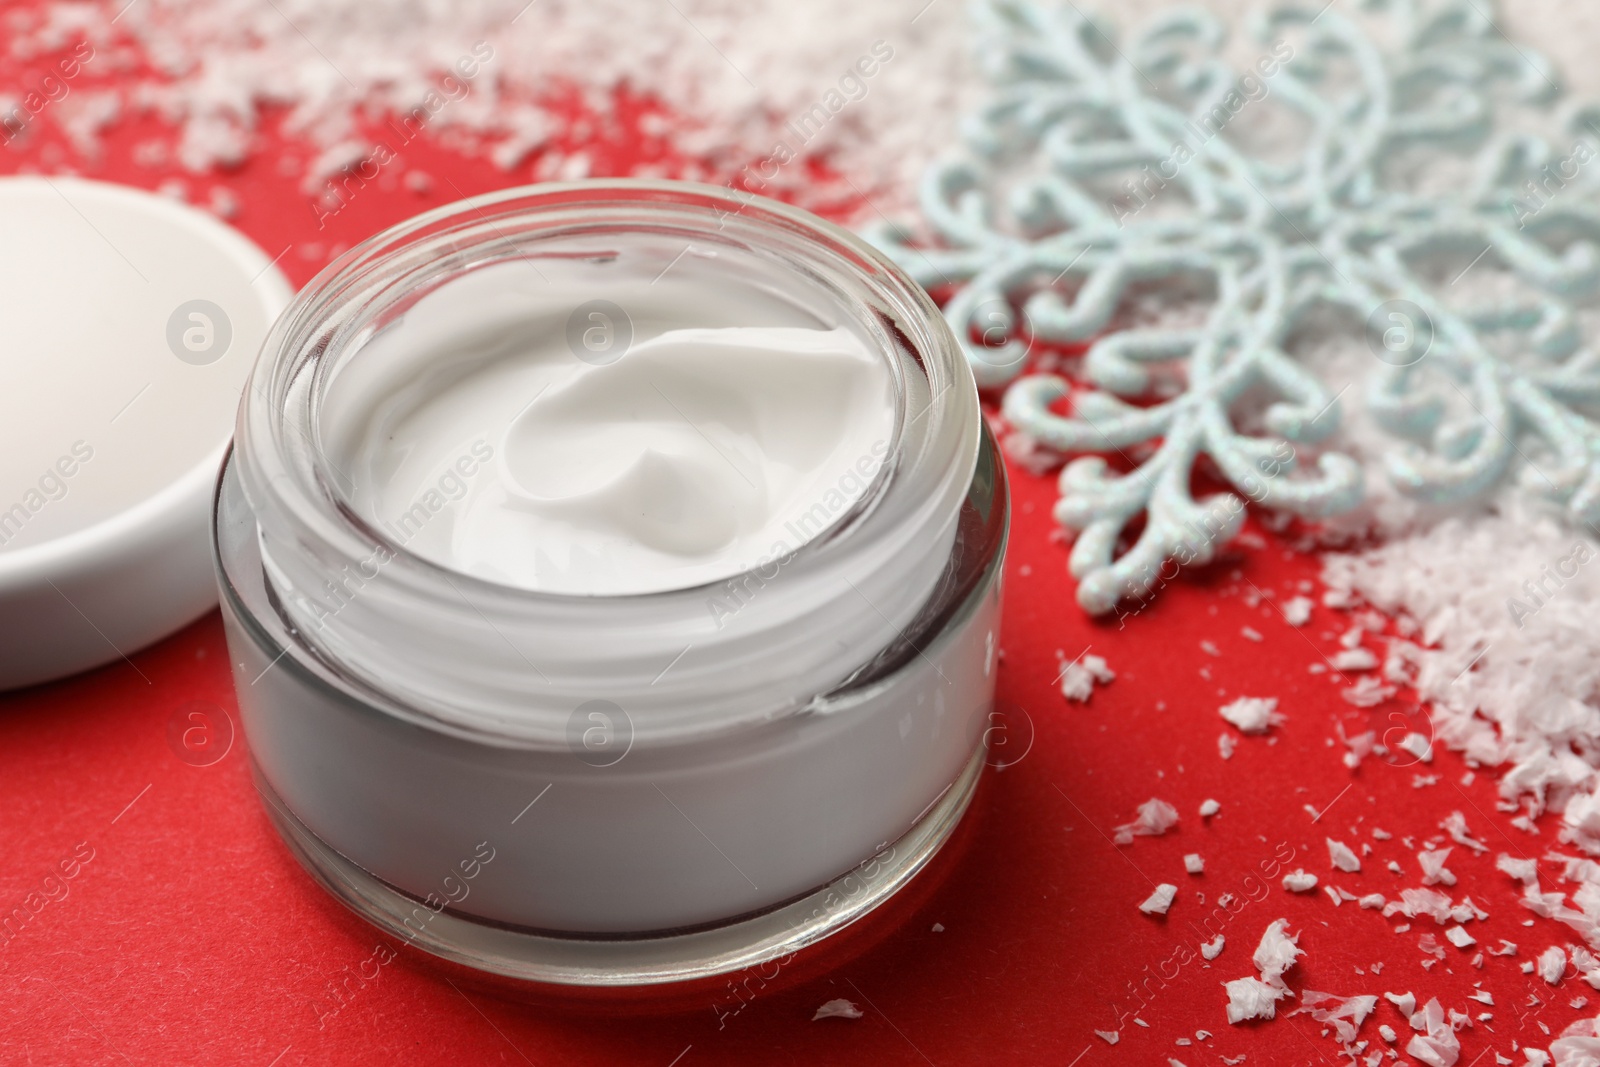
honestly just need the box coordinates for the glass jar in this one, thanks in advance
[214,179,1007,986]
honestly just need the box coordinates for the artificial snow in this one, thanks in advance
[1060,653,1116,703]
[1328,838,1362,873]
[1385,991,1417,1015]
[813,998,863,1021]
[1332,648,1379,672]
[1420,849,1458,887]
[1283,596,1313,626]
[1442,811,1488,854]
[1293,990,1378,1045]
[1253,919,1303,986]
[1114,798,1179,845]
[1223,977,1289,1024]
[1540,946,1568,985]
[1324,516,1600,864]
[15,0,978,217]
[1224,920,1302,1024]
[1499,855,1540,886]
[1140,884,1178,916]
[1283,870,1319,893]
[1219,696,1281,735]
[1405,998,1461,1067]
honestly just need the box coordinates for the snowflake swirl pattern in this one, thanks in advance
[867,0,1600,614]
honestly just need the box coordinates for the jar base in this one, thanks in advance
[255,739,986,988]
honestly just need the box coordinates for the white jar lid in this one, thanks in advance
[0,176,292,690]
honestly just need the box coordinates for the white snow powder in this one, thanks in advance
[1540,946,1568,985]
[1419,849,1457,887]
[813,998,863,1021]
[1253,919,1302,985]
[1282,870,1319,893]
[1114,798,1179,845]
[1498,855,1539,885]
[1293,990,1378,1046]
[1223,977,1288,1024]
[1060,652,1115,702]
[1324,515,1600,865]
[13,0,980,216]
[1404,998,1460,1066]
[1140,884,1178,916]
[1327,838,1362,873]
[1219,696,1281,735]
[1331,648,1379,671]
[1224,920,1302,1024]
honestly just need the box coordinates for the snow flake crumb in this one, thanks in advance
[1327,838,1362,873]
[1497,855,1538,886]
[1283,596,1313,626]
[1539,946,1567,985]
[1114,798,1180,845]
[1060,653,1115,702]
[1224,977,1289,1024]
[1419,849,1457,887]
[1293,990,1378,1045]
[1441,811,1488,854]
[1384,991,1417,1015]
[1220,696,1282,735]
[1140,884,1178,916]
[1332,647,1379,671]
[1253,919,1303,985]
[1404,999,1460,1067]
[813,999,863,1021]
[1283,869,1319,893]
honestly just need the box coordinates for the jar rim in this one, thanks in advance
[232,179,982,743]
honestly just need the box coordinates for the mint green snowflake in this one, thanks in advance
[869,0,1600,613]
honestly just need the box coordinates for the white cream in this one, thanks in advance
[327,264,896,595]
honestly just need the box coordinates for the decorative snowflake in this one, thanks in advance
[868,0,1600,614]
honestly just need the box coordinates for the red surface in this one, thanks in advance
[1,16,1592,1067]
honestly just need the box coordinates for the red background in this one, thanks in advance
[0,17,1588,1066]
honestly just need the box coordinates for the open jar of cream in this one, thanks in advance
[215,180,1007,986]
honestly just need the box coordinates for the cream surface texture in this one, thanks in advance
[324,260,896,595]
